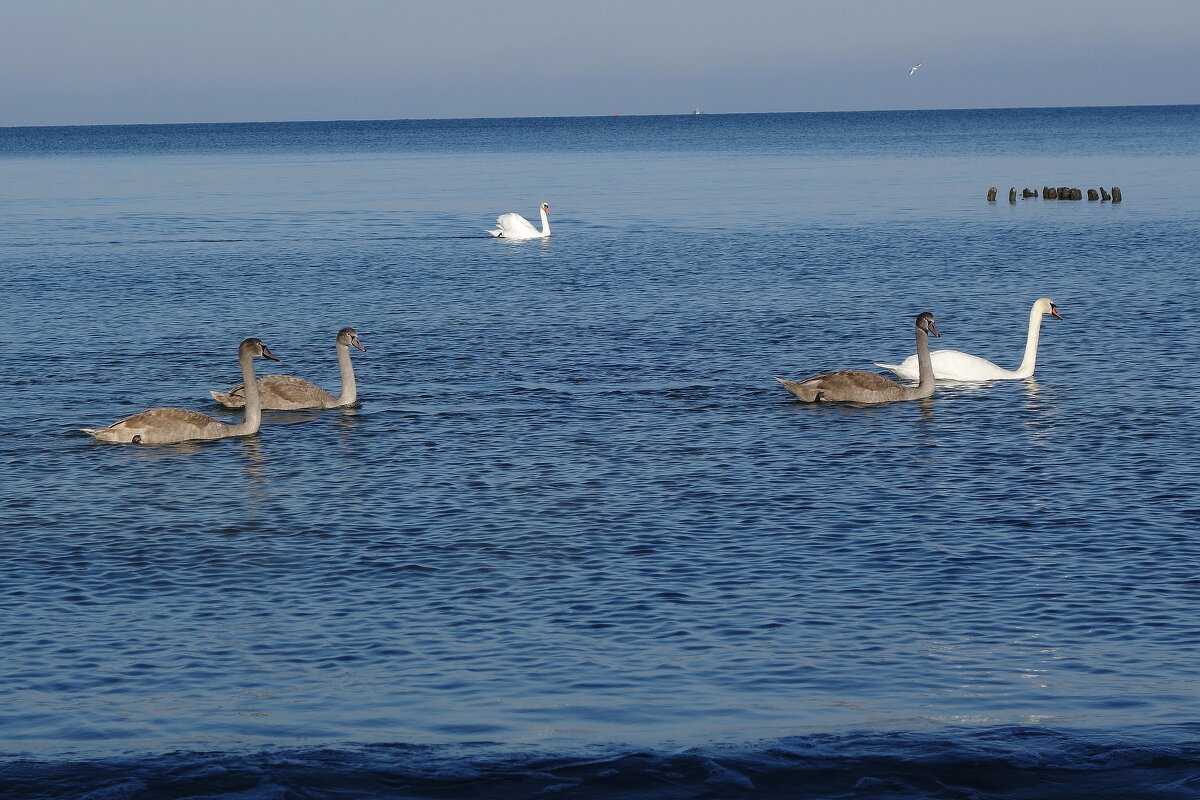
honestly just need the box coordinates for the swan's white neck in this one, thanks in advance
[1014,303,1046,378]
[336,342,357,405]
[231,350,262,435]
[538,207,550,237]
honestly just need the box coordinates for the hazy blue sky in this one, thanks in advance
[2,0,1197,126]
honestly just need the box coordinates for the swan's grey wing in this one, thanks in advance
[776,369,900,402]
[259,374,337,407]
[801,369,901,392]
[108,407,222,436]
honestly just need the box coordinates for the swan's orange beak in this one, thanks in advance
[1050,304,1064,320]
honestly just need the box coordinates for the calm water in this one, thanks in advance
[2,106,1200,798]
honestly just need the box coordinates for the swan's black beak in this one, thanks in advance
[353,339,366,353]
[928,320,941,337]
[1050,304,1064,320]
[262,345,280,362]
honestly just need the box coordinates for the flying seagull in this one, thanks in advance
[907,63,922,76]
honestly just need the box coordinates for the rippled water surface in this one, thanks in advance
[2,106,1200,797]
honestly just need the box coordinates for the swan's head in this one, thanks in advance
[337,327,366,352]
[1036,297,1064,320]
[915,312,940,337]
[540,202,550,214]
[240,337,280,362]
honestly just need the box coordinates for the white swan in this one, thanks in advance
[775,312,940,404]
[488,202,550,239]
[875,298,1063,382]
[82,338,279,444]
[210,327,364,410]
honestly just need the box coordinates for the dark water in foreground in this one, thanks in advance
[2,106,1199,797]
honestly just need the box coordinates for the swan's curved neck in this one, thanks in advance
[1014,304,1045,378]
[231,351,262,435]
[913,327,935,396]
[539,207,550,236]
[336,342,357,404]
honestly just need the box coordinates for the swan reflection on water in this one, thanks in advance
[336,405,360,429]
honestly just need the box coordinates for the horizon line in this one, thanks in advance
[3,102,1197,131]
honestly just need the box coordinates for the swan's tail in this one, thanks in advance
[210,389,246,408]
[774,376,821,403]
[80,426,124,442]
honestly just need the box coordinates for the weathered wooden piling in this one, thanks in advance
[990,184,1122,203]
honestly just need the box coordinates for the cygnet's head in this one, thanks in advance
[240,338,280,362]
[915,312,941,338]
[337,327,366,352]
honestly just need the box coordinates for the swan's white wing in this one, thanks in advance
[874,360,915,380]
[927,350,1014,380]
[493,213,541,239]
[877,350,1015,381]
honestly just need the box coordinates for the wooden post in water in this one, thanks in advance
[1111,187,1122,202]
[987,187,998,201]
[1009,187,1017,203]
[1087,189,1099,201]
[1057,187,1070,200]
[1044,186,1057,199]
[1100,187,1111,201]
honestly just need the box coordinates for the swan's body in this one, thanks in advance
[211,327,364,410]
[776,312,940,404]
[875,298,1063,382]
[489,202,550,239]
[82,338,279,444]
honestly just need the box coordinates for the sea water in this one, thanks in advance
[2,106,1199,797]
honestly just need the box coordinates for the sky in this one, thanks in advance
[2,0,1198,126]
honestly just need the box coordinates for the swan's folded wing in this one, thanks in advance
[803,369,900,392]
[495,213,539,236]
[260,374,335,406]
[109,407,220,436]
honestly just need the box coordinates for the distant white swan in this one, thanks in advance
[489,202,550,240]
[875,298,1063,382]
[81,338,279,444]
[908,63,922,76]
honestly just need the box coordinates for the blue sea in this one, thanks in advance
[2,105,1199,798]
